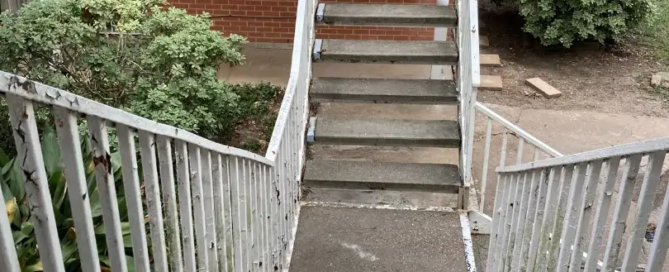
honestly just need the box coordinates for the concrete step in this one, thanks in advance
[311,77,458,104]
[314,39,458,64]
[290,206,467,272]
[314,117,460,147]
[310,145,459,165]
[316,3,457,27]
[303,160,461,193]
[317,103,458,121]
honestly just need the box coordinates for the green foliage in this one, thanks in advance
[0,0,250,142]
[517,0,656,47]
[1,125,136,272]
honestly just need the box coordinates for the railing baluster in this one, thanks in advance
[517,149,541,270]
[230,156,245,272]
[487,131,508,271]
[7,92,64,272]
[270,165,279,268]
[621,151,666,270]
[138,131,169,271]
[156,135,183,272]
[54,108,101,272]
[524,167,550,272]
[535,166,563,270]
[481,117,493,212]
[0,183,20,272]
[602,154,642,270]
[250,161,259,271]
[568,160,603,272]
[257,162,267,271]
[174,140,197,272]
[500,172,518,270]
[214,154,231,272]
[201,149,219,272]
[584,157,621,271]
[116,125,150,272]
[511,171,531,271]
[242,159,253,270]
[188,144,210,270]
[556,162,589,272]
[542,165,573,271]
[646,154,669,272]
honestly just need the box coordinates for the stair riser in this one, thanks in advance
[317,54,458,65]
[320,17,457,27]
[302,187,460,209]
[310,94,459,104]
[313,136,460,147]
[303,180,460,193]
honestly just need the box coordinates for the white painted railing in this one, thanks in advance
[487,136,669,272]
[474,102,563,213]
[457,0,481,209]
[0,1,314,272]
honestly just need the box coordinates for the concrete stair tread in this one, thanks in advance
[314,117,460,147]
[318,3,457,27]
[311,77,458,104]
[315,39,458,64]
[304,160,461,192]
[290,206,466,272]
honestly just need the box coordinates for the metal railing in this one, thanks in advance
[474,102,563,213]
[487,136,669,271]
[456,0,482,209]
[0,1,314,272]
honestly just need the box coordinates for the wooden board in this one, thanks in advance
[526,77,562,98]
[480,75,503,90]
[480,54,501,66]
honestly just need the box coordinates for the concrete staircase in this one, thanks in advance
[289,3,471,272]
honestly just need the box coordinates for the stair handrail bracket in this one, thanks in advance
[487,135,669,272]
[458,0,482,209]
[0,0,315,271]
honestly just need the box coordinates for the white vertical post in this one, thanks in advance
[201,150,220,272]
[602,154,642,270]
[54,108,101,272]
[174,140,198,272]
[0,184,20,272]
[188,144,210,270]
[87,117,127,272]
[138,131,169,272]
[6,94,65,272]
[156,136,183,272]
[116,125,150,272]
[584,157,621,271]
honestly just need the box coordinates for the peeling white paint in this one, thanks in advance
[340,243,379,262]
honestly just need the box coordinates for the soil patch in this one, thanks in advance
[478,2,669,117]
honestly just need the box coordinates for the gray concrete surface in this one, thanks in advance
[318,39,458,64]
[315,118,460,147]
[302,187,459,209]
[303,160,460,192]
[321,3,457,27]
[311,77,458,104]
[289,206,466,272]
[317,103,458,121]
[310,145,460,165]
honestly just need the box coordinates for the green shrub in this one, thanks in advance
[0,0,247,144]
[517,0,656,47]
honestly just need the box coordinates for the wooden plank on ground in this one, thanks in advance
[480,54,501,66]
[480,75,503,90]
[480,36,489,47]
[526,77,562,98]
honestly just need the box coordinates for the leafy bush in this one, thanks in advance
[0,0,248,142]
[517,0,656,47]
[2,125,136,272]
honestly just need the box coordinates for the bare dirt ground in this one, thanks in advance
[477,2,669,117]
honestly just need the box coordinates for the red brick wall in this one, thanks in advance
[169,0,440,43]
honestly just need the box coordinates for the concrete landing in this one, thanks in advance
[315,39,458,64]
[289,206,466,272]
[311,77,458,104]
[314,118,460,147]
[319,3,457,27]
